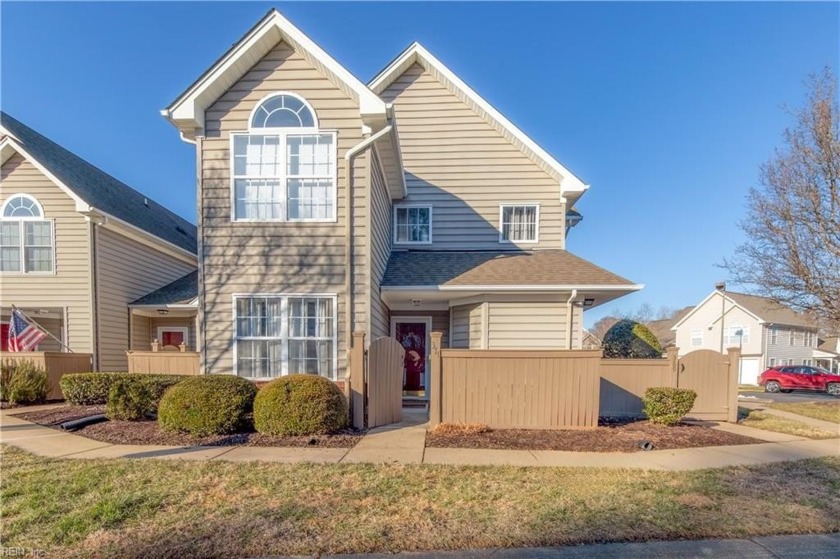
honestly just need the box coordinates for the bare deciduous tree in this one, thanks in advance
[724,68,840,332]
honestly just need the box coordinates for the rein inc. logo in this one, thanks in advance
[0,548,46,557]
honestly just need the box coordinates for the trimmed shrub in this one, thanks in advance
[158,376,257,436]
[643,387,697,426]
[0,360,48,404]
[254,375,348,436]
[105,376,183,421]
[60,373,185,406]
[603,319,663,359]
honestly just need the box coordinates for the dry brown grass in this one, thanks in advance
[430,422,492,435]
[767,401,840,424]
[740,409,838,439]
[1,445,839,558]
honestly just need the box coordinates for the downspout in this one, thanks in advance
[566,289,578,349]
[343,125,394,353]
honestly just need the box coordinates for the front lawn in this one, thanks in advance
[767,401,840,424]
[739,408,838,439]
[2,445,839,558]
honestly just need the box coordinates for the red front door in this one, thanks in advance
[161,330,185,347]
[395,321,427,392]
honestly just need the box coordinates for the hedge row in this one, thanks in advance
[60,373,186,406]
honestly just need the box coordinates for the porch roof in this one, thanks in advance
[130,271,198,307]
[381,250,640,290]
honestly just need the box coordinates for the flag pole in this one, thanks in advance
[10,305,74,353]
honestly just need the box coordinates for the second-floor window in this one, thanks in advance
[724,324,749,346]
[231,93,336,222]
[394,206,432,244]
[0,194,54,274]
[500,204,539,243]
[770,327,779,344]
[691,329,703,347]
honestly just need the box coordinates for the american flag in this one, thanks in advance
[7,309,46,352]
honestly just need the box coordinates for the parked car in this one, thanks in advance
[758,366,840,395]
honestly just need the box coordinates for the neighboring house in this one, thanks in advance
[815,337,840,373]
[161,9,641,391]
[645,306,693,348]
[0,113,198,370]
[581,329,602,350]
[672,289,821,384]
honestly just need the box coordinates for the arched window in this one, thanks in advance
[0,194,54,273]
[249,93,317,129]
[2,194,43,218]
[232,92,335,222]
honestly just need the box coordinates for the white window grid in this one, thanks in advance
[0,193,55,274]
[724,324,750,346]
[770,327,778,345]
[393,205,432,244]
[691,329,703,347]
[230,131,337,222]
[499,204,539,243]
[232,294,337,380]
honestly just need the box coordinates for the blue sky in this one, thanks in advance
[2,2,838,325]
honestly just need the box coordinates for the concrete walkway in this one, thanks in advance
[740,401,840,434]
[321,533,840,558]
[2,405,838,470]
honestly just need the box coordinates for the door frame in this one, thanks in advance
[390,315,433,398]
[156,326,189,348]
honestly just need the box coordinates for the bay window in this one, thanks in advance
[234,294,336,379]
[500,204,539,243]
[232,93,336,222]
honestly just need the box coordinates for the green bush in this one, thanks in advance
[602,319,663,359]
[0,360,48,404]
[643,387,697,426]
[158,376,257,436]
[105,376,183,421]
[254,374,348,436]
[60,373,185,406]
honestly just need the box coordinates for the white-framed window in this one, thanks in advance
[394,205,432,244]
[803,359,812,366]
[156,326,189,348]
[233,294,336,379]
[793,331,803,346]
[499,204,539,243]
[724,324,750,346]
[769,358,777,367]
[691,329,703,347]
[770,327,779,345]
[789,330,795,345]
[0,194,54,274]
[231,92,336,222]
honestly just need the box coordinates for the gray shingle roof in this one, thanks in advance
[130,271,198,306]
[726,292,816,329]
[382,250,636,287]
[1,112,197,254]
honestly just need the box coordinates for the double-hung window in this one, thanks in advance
[770,327,779,345]
[232,93,336,222]
[499,204,539,243]
[724,324,749,346]
[234,294,336,379]
[0,194,54,273]
[690,329,703,347]
[394,206,431,244]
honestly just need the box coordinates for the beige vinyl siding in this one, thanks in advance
[674,293,764,358]
[0,153,94,355]
[131,314,152,350]
[451,303,481,348]
[369,149,391,339]
[380,63,565,250]
[95,227,196,371]
[487,302,571,349]
[200,41,368,376]
[392,310,450,348]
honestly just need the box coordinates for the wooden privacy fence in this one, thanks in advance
[348,332,405,429]
[126,350,200,375]
[0,351,93,400]
[428,333,740,429]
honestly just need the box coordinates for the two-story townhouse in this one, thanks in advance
[162,9,642,396]
[673,289,821,384]
[0,113,198,370]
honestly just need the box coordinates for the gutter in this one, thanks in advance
[343,125,394,351]
[566,289,578,350]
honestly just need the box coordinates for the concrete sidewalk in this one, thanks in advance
[2,405,838,469]
[740,401,840,434]
[319,533,840,558]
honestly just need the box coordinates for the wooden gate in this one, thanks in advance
[678,349,738,422]
[366,336,405,428]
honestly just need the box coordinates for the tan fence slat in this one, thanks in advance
[366,337,404,428]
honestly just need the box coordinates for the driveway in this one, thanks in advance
[740,390,839,403]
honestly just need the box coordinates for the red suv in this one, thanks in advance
[758,365,840,395]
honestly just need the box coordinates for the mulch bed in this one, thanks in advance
[15,405,363,449]
[426,418,764,453]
